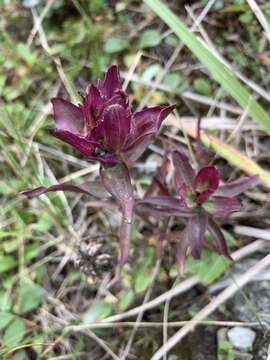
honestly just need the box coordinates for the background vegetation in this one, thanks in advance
[1,0,270,359]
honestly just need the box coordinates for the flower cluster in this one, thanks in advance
[50,65,173,167]
[23,65,174,276]
[23,64,259,277]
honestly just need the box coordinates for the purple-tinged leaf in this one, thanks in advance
[21,181,110,199]
[123,106,173,164]
[206,196,241,217]
[50,129,99,158]
[124,136,153,164]
[99,64,121,99]
[207,218,232,260]
[94,104,130,151]
[187,211,208,259]
[100,163,134,220]
[176,230,189,275]
[100,163,134,267]
[172,151,195,190]
[124,105,174,153]
[51,98,85,135]
[131,105,174,136]
[194,166,220,204]
[136,196,193,216]
[216,175,260,197]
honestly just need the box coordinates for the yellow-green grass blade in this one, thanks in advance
[144,0,270,136]
[199,132,270,187]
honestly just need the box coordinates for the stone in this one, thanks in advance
[228,259,270,326]
[227,327,256,351]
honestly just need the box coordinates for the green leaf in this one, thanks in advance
[134,269,152,293]
[138,30,161,49]
[163,73,183,90]
[194,78,212,95]
[25,244,39,262]
[165,34,179,47]
[0,312,14,330]
[143,0,270,136]
[3,276,16,289]
[16,282,44,314]
[3,319,25,348]
[133,248,155,293]
[0,255,17,273]
[82,301,112,324]
[239,11,253,23]
[185,249,229,284]
[0,180,16,195]
[15,43,36,66]
[142,64,162,81]
[0,291,12,312]
[198,254,229,284]
[118,289,134,311]
[11,350,28,360]
[104,37,129,53]
[2,239,20,253]
[88,0,106,13]
[36,213,53,232]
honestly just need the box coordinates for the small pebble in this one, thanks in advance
[168,356,178,360]
[227,326,256,350]
[22,0,39,7]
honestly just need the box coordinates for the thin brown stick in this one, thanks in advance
[27,0,55,46]
[68,320,264,330]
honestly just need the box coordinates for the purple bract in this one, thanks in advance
[51,65,174,167]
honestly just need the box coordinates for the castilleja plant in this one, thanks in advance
[138,151,259,272]
[23,65,174,272]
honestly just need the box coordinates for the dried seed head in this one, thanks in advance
[75,236,116,280]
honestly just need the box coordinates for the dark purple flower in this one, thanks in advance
[172,151,259,262]
[172,151,257,217]
[137,150,259,271]
[51,65,174,167]
[23,65,174,276]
